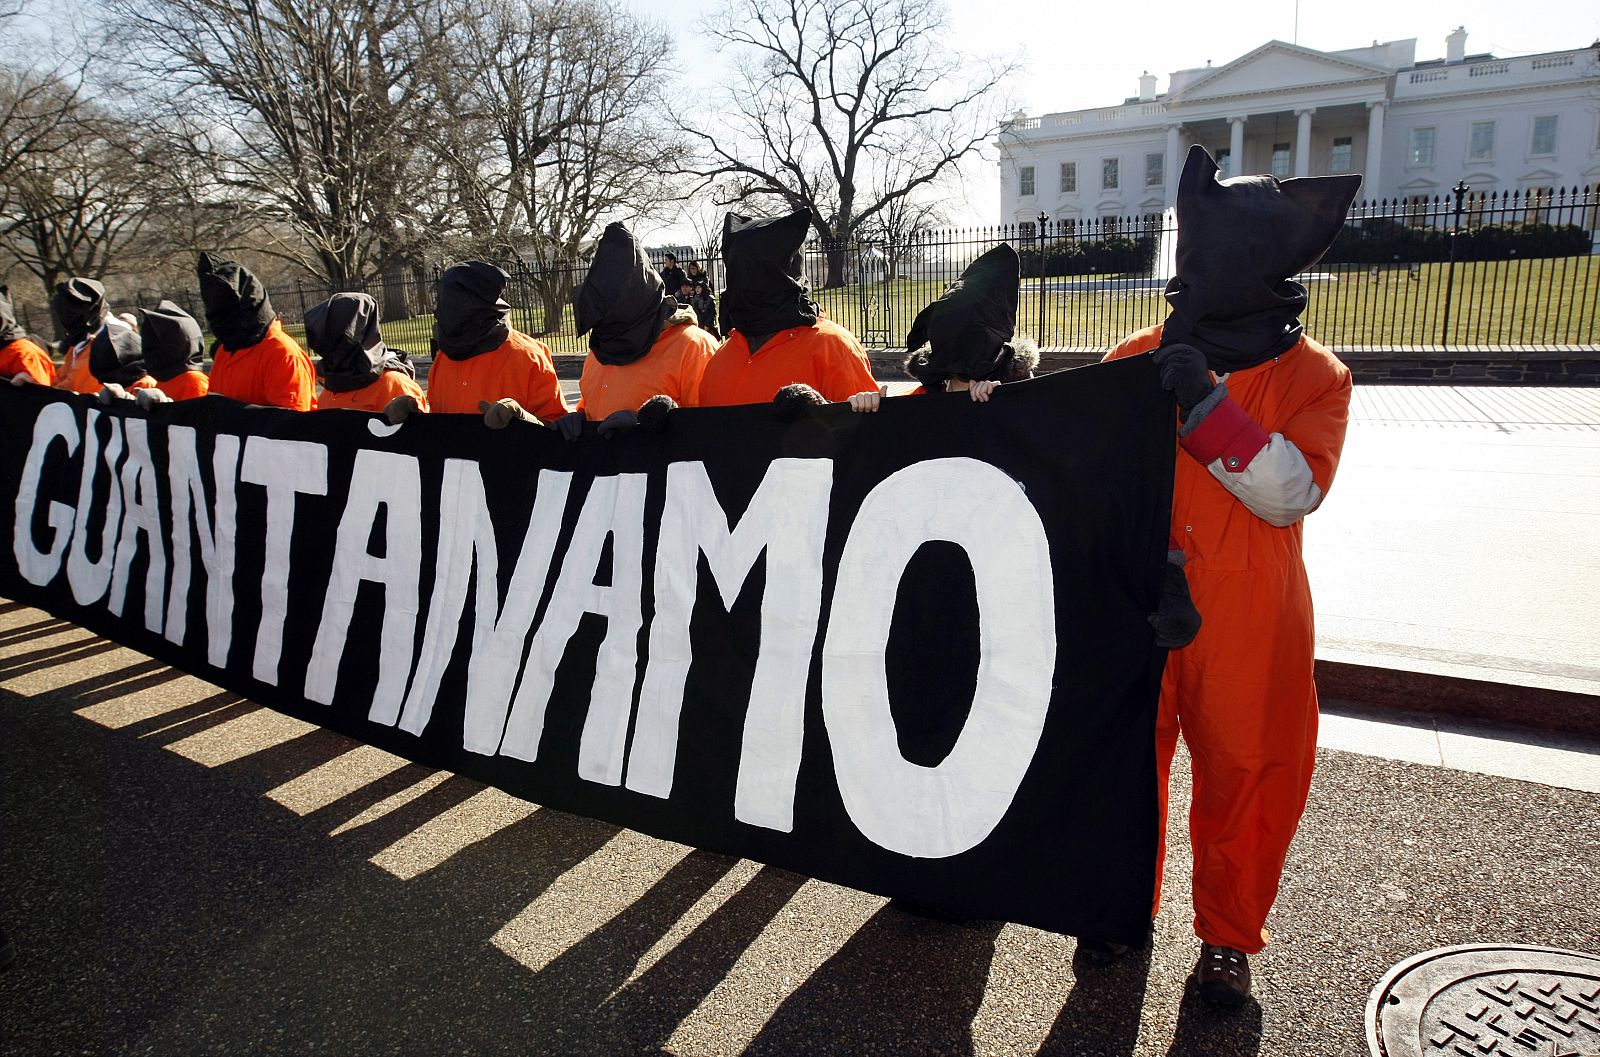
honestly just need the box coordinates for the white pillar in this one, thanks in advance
[1228,116,1246,178]
[1165,124,1183,207]
[1365,101,1386,199]
[1294,108,1314,177]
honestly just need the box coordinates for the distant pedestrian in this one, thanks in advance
[657,253,686,300]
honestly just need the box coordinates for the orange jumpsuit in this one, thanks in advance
[208,320,317,410]
[0,337,56,385]
[1106,324,1351,954]
[698,317,876,407]
[317,370,429,414]
[576,321,717,419]
[156,371,211,400]
[53,340,96,394]
[426,330,568,419]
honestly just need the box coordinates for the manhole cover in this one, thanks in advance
[1368,944,1600,1057]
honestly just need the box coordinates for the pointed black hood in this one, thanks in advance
[1162,145,1361,372]
[88,317,146,386]
[0,285,27,344]
[574,222,678,367]
[306,292,413,392]
[197,252,277,350]
[719,209,819,338]
[138,300,206,381]
[53,277,108,347]
[433,261,512,361]
[903,243,1022,389]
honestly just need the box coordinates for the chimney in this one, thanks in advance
[1138,71,1157,102]
[1446,26,1467,64]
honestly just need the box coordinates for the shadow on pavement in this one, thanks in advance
[1036,945,1154,1056]
[1165,987,1263,1056]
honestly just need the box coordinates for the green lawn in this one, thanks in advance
[266,254,1600,361]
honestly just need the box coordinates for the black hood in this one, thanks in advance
[197,252,277,350]
[53,277,108,347]
[574,222,677,367]
[137,300,206,381]
[433,261,512,361]
[88,317,146,386]
[306,292,413,392]
[0,285,26,344]
[719,209,819,338]
[903,243,1021,389]
[1162,145,1361,372]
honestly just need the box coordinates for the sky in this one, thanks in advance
[635,0,1600,238]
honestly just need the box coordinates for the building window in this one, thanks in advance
[1271,142,1291,178]
[1524,186,1553,226]
[1017,220,1036,239]
[1019,166,1035,196]
[1059,161,1077,193]
[1145,152,1164,187]
[1409,127,1436,167]
[1100,215,1120,236]
[1056,216,1078,236]
[1102,157,1119,190]
[1530,115,1558,156]
[1215,148,1232,178]
[1468,121,1495,162]
[1403,194,1432,228]
[1330,136,1352,173]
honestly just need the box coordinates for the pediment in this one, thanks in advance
[1171,42,1391,103]
[1518,168,1562,183]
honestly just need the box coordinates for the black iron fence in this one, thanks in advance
[12,185,1597,358]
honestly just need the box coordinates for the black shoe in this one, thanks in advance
[1075,938,1133,966]
[1192,943,1250,1007]
[0,925,15,972]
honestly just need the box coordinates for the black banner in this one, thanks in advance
[0,358,1172,943]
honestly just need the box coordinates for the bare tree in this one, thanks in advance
[435,0,680,332]
[684,0,1013,287]
[110,0,452,303]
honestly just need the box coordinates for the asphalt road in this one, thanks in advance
[2,603,1596,1057]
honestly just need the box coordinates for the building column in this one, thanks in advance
[1228,116,1246,177]
[1365,101,1386,199]
[1294,107,1315,177]
[1165,124,1183,208]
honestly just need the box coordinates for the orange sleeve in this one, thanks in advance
[816,332,877,402]
[159,372,211,400]
[288,345,318,410]
[0,339,57,385]
[676,330,716,408]
[1281,364,1352,495]
[127,375,157,391]
[1103,325,1164,362]
[394,370,429,413]
[519,338,569,421]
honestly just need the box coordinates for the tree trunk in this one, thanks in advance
[823,241,849,289]
[382,263,413,321]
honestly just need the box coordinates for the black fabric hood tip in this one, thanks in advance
[719,208,819,338]
[433,260,513,361]
[903,243,1022,388]
[52,277,109,346]
[306,292,413,392]
[88,318,146,386]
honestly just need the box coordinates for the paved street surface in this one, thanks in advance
[3,383,1599,1055]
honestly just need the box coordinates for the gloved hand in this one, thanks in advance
[773,383,825,423]
[10,372,36,387]
[1151,343,1213,418]
[134,388,173,411]
[552,410,586,442]
[1148,552,1201,649]
[95,383,132,405]
[597,409,638,438]
[479,398,540,429]
[384,394,420,424]
[636,394,676,432]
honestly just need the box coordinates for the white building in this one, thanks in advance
[998,29,1600,231]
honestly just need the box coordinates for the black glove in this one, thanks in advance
[552,410,586,442]
[637,394,676,433]
[1148,555,1201,649]
[597,409,638,438]
[773,383,825,423]
[1151,343,1213,418]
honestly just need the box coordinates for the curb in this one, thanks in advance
[1315,658,1598,740]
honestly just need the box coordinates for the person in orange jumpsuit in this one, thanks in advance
[697,209,876,414]
[198,252,316,410]
[132,301,211,403]
[543,221,716,439]
[0,285,55,386]
[403,261,568,425]
[50,277,114,395]
[304,292,428,415]
[1102,145,1360,1006]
